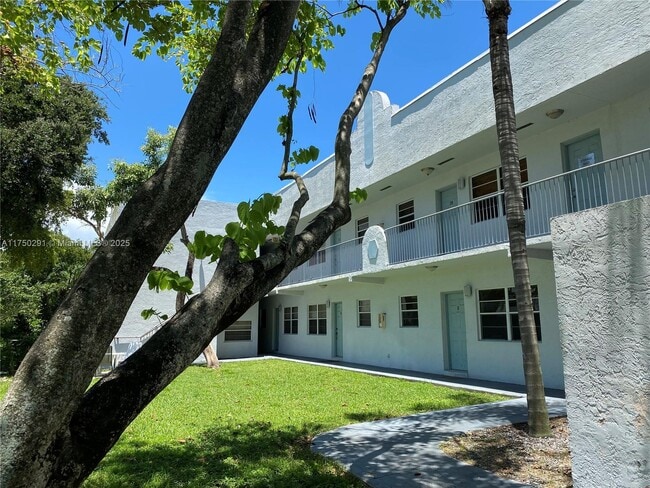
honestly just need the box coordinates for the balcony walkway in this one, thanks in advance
[282,148,650,287]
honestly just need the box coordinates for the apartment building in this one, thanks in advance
[258,0,650,389]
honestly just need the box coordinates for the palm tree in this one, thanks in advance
[483,0,551,436]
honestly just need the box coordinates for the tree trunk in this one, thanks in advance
[0,2,411,486]
[483,0,550,436]
[202,344,220,369]
[0,3,300,486]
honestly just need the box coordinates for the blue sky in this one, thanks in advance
[88,0,556,204]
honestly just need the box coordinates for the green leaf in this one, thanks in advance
[350,188,368,204]
[141,308,156,320]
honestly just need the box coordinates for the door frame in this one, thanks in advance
[561,131,606,211]
[436,185,460,254]
[442,291,468,373]
[272,306,280,353]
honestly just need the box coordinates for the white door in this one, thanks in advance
[445,293,467,371]
[438,186,459,254]
[565,133,606,211]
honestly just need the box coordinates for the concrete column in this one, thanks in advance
[551,196,649,488]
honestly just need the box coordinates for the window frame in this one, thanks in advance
[478,285,541,341]
[399,295,419,327]
[356,216,369,244]
[470,158,530,223]
[283,306,298,335]
[224,321,253,341]
[357,299,371,327]
[308,249,326,266]
[308,304,327,335]
[397,200,415,232]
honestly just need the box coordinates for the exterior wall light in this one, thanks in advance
[421,167,435,176]
[464,284,473,297]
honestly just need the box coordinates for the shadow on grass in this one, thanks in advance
[85,420,365,488]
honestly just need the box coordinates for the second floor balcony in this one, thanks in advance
[281,148,650,287]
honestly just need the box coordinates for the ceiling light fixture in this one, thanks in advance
[545,108,565,119]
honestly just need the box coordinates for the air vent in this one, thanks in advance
[438,157,455,166]
[379,185,392,191]
[516,122,534,131]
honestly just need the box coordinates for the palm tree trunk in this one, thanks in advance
[483,0,550,436]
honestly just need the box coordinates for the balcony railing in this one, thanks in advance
[282,237,363,286]
[386,149,649,264]
[281,149,649,284]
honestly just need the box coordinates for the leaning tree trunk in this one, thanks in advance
[484,0,550,436]
[0,1,413,486]
[177,224,219,368]
[0,2,300,486]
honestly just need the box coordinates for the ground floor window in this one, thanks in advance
[283,306,298,334]
[358,300,371,327]
[308,304,327,335]
[224,321,252,341]
[400,295,419,327]
[478,285,541,341]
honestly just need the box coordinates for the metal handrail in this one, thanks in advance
[282,148,649,283]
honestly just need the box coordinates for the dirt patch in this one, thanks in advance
[440,416,572,487]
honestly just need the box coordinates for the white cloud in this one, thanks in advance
[60,218,101,244]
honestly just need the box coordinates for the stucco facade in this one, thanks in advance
[258,0,650,390]
[552,196,650,487]
[112,0,650,390]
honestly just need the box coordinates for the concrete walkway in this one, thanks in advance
[312,397,567,488]
[256,356,568,487]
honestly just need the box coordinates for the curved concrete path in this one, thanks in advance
[312,397,567,488]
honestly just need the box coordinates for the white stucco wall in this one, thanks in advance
[551,196,650,487]
[274,0,650,226]
[266,248,564,389]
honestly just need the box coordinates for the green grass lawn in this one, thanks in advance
[2,360,507,487]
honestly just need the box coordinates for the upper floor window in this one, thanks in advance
[308,249,326,266]
[471,158,529,223]
[283,306,298,334]
[400,295,419,327]
[397,200,415,232]
[356,217,369,243]
[308,304,327,335]
[478,285,541,341]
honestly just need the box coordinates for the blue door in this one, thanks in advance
[333,302,343,358]
[445,293,467,371]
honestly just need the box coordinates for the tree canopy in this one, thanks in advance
[0,66,108,267]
